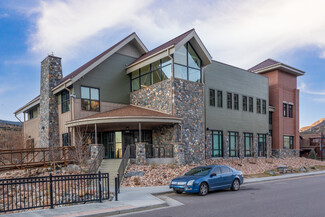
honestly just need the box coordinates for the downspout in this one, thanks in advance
[64,83,74,146]
[202,65,207,159]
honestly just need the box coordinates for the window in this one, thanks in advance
[269,111,273,125]
[220,166,233,174]
[288,104,293,118]
[249,97,253,112]
[28,109,34,119]
[229,132,239,157]
[283,103,287,117]
[234,94,239,110]
[81,86,100,111]
[212,167,221,175]
[209,89,215,106]
[284,136,294,149]
[61,90,70,113]
[258,134,266,157]
[174,42,202,83]
[243,96,247,111]
[217,91,223,108]
[211,131,223,157]
[262,100,266,114]
[62,133,71,146]
[131,57,172,92]
[244,133,253,157]
[227,93,232,109]
[256,98,261,114]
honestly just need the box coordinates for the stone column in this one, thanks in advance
[224,133,229,158]
[136,143,147,165]
[173,143,185,165]
[267,135,272,158]
[205,131,212,159]
[239,134,244,158]
[253,135,258,157]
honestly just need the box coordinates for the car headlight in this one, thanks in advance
[187,180,195,186]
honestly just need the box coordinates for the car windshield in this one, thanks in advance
[185,167,212,176]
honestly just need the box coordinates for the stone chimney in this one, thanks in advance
[39,55,62,148]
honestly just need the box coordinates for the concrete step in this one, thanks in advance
[98,159,123,187]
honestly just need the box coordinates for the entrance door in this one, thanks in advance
[103,132,115,159]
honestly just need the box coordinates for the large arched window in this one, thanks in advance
[174,42,202,83]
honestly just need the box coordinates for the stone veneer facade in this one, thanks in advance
[39,55,62,148]
[131,78,205,164]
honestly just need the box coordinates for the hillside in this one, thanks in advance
[0,119,22,126]
[300,118,325,135]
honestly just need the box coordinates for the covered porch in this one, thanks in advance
[65,106,185,165]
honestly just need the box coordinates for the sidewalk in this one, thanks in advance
[6,170,325,217]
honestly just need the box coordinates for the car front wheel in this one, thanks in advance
[174,190,183,194]
[231,179,240,191]
[199,182,209,196]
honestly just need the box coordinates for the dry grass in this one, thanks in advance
[0,129,23,150]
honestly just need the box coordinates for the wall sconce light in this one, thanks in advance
[125,127,130,133]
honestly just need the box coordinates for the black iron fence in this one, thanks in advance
[0,172,109,213]
[146,144,173,158]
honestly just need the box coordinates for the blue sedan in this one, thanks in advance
[170,165,244,196]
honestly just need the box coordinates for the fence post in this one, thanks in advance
[107,173,110,197]
[98,171,102,203]
[115,177,118,201]
[117,173,120,193]
[49,173,54,209]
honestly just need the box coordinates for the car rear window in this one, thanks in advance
[185,167,212,176]
[221,167,233,174]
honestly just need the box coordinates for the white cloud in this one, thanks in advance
[0,13,9,18]
[28,0,325,68]
[299,81,325,96]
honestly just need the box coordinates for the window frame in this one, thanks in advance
[209,89,215,107]
[242,95,247,111]
[249,97,254,112]
[173,42,202,83]
[211,130,223,157]
[244,133,253,157]
[61,90,70,114]
[262,100,266,114]
[81,86,100,112]
[227,92,232,109]
[62,133,71,147]
[217,90,223,108]
[258,134,267,157]
[234,94,239,110]
[288,104,293,118]
[256,98,261,114]
[283,103,287,117]
[283,135,294,149]
[229,131,239,157]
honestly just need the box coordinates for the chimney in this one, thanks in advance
[39,55,62,148]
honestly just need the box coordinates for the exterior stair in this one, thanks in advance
[98,159,122,187]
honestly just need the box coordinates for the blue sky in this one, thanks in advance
[1,0,325,128]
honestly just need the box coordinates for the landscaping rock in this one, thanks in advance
[125,171,145,178]
[267,170,276,176]
[300,166,307,172]
[66,164,81,172]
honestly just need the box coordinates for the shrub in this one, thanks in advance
[308,149,317,160]
[134,177,140,185]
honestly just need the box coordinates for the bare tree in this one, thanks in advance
[73,126,92,165]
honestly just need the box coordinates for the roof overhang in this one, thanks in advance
[66,116,182,128]
[251,63,305,76]
[14,97,40,115]
[126,30,213,74]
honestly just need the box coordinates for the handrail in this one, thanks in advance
[117,145,130,188]
[88,145,104,173]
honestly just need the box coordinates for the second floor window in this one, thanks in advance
[217,90,223,108]
[227,92,232,109]
[81,86,100,112]
[256,98,261,114]
[61,90,70,113]
[209,89,215,106]
[234,94,239,110]
[242,96,247,111]
[283,103,287,117]
[249,97,253,112]
[288,104,293,118]
[262,100,266,114]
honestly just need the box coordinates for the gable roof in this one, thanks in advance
[15,32,148,115]
[249,58,305,76]
[126,29,212,73]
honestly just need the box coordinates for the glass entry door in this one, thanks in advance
[103,131,123,159]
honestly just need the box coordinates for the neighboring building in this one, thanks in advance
[0,120,23,149]
[14,29,305,164]
[300,134,323,158]
[249,59,304,157]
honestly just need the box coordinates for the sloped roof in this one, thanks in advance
[248,59,280,72]
[129,29,195,66]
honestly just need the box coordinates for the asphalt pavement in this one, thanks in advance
[120,174,325,217]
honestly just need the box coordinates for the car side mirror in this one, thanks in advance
[210,173,216,177]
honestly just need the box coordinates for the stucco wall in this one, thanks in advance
[23,117,40,148]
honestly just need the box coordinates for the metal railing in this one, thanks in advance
[0,147,76,171]
[0,172,109,213]
[88,145,104,173]
[117,145,130,189]
[145,144,173,158]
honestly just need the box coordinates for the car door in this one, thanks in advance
[208,167,222,190]
[220,166,234,187]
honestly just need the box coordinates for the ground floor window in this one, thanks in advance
[258,134,267,157]
[211,131,223,157]
[229,132,239,157]
[283,136,294,149]
[244,133,253,157]
[62,133,71,146]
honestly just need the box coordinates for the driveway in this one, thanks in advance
[120,174,325,217]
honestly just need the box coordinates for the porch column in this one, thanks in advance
[95,123,98,144]
[136,142,146,165]
[139,122,142,143]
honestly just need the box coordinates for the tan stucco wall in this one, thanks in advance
[23,116,40,148]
